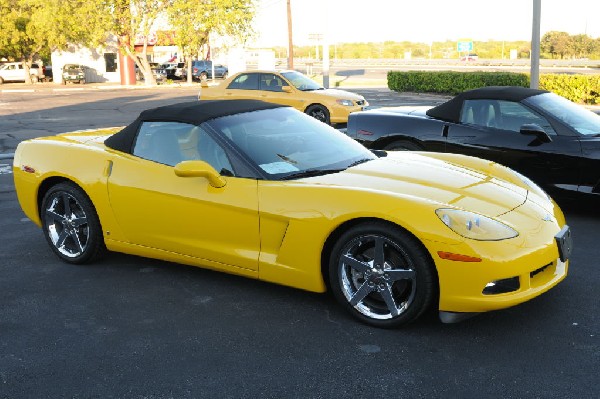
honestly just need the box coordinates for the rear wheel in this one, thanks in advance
[384,140,423,151]
[329,222,436,328]
[305,104,331,125]
[0,77,4,84]
[41,182,106,264]
[200,71,208,81]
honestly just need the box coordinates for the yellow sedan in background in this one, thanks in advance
[198,70,368,124]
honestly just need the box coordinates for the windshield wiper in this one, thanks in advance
[281,168,344,180]
[347,158,372,168]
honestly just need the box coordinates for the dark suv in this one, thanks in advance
[191,60,228,80]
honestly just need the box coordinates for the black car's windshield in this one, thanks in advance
[281,71,323,91]
[206,107,376,180]
[526,92,600,136]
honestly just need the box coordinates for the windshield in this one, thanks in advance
[206,107,376,180]
[525,92,600,136]
[281,71,322,91]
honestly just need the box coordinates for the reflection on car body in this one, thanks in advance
[347,86,600,201]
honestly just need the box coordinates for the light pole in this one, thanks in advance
[530,0,541,89]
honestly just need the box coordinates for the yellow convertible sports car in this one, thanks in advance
[13,100,571,328]
[198,70,367,125]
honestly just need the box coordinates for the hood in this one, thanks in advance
[315,88,365,100]
[307,152,527,217]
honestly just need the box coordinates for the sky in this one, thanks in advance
[252,0,600,47]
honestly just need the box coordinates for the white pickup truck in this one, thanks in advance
[0,62,45,84]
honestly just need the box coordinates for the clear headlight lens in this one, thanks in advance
[336,99,354,106]
[435,208,518,241]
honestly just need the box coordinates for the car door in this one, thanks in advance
[445,99,583,191]
[5,64,21,80]
[258,73,306,111]
[106,121,260,272]
[222,72,260,100]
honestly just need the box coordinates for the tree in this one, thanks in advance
[0,0,109,84]
[541,31,573,59]
[167,0,255,84]
[111,0,174,86]
[572,34,593,59]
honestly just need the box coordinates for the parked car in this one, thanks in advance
[191,60,228,80]
[198,70,368,125]
[346,86,600,200]
[161,62,185,79]
[61,64,86,84]
[0,62,43,83]
[136,62,167,83]
[42,65,53,82]
[460,53,479,61]
[13,99,570,328]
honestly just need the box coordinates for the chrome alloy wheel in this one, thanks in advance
[339,234,417,320]
[44,191,90,258]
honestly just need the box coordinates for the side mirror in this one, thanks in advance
[520,123,552,144]
[174,160,226,188]
[281,85,292,93]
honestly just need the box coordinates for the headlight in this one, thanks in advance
[336,99,354,106]
[435,208,518,241]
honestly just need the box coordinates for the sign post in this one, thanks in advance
[457,40,473,58]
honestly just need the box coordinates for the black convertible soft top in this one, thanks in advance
[425,86,549,123]
[105,99,284,154]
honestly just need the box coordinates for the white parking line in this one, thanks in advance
[0,164,12,174]
[1,89,35,93]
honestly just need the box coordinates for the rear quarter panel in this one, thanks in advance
[13,135,127,242]
[347,110,447,151]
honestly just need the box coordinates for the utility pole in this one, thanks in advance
[530,0,541,89]
[287,0,294,69]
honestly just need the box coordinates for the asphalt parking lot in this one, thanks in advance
[0,85,598,398]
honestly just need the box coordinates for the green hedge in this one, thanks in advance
[539,74,600,104]
[387,71,600,104]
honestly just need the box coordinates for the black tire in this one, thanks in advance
[305,104,331,125]
[221,72,228,79]
[41,182,106,264]
[0,77,4,84]
[200,71,208,81]
[384,140,423,151]
[329,221,436,328]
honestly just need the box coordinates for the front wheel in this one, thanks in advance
[329,222,436,328]
[305,104,331,125]
[41,182,106,264]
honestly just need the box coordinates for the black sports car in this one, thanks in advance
[347,86,600,200]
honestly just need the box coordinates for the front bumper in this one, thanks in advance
[329,101,369,124]
[423,202,569,314]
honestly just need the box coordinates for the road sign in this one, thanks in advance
[457,40,473,52]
